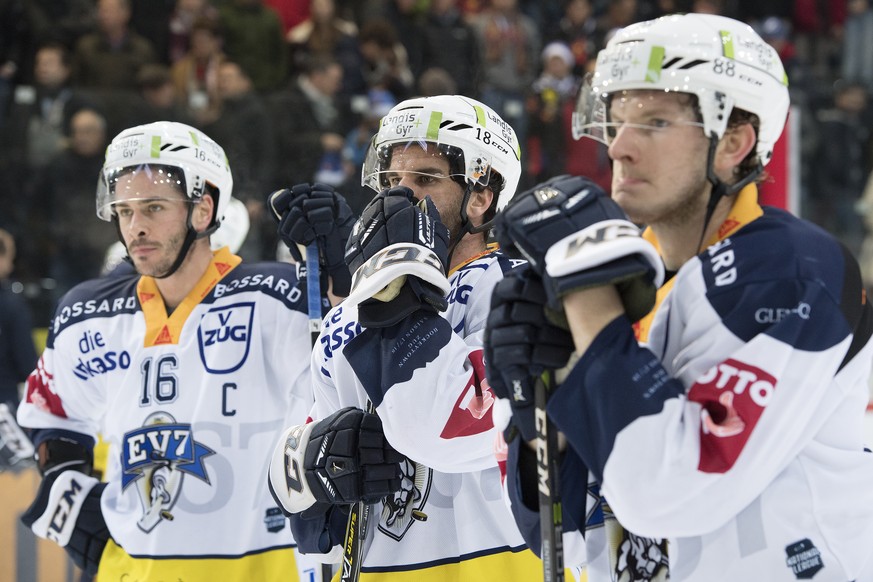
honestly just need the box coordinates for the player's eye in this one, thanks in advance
[116,207,132,218]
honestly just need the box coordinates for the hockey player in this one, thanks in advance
[17,121,318,581]
[267,95,557,580]
[486,13,873,581]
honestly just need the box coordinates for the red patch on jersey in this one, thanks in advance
[688,358,776,473]
[154,325,173,345]
[139,291,155,303]
[25,356,67,418]
[717,218,740,239]
[440,350,495,439]
[215,262,232,276]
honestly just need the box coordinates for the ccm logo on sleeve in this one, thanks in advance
[687,358,775,473]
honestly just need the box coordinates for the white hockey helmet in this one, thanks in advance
[573,13,789,167]
[362,95,522,211]
[96,121,233,229]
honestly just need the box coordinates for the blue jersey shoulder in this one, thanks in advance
[700,208,858,349]
[209,261,307,313]
[50,274,140,339]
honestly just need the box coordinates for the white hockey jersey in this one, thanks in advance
[301,247,554,581]
[507,185,873,581]
[18,248,315,581]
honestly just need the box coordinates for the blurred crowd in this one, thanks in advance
[1,0,872,327]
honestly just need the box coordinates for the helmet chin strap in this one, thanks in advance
[114,204,219,280]
[697,133,762,254]
[446,182,493,269]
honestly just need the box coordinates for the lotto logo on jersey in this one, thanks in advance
[197,302,254,374]
[688,358,776,473]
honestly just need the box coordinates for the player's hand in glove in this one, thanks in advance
[484,266,575,442]
[344,186,451,328]
[268,407,406,515]
[494,175,664,323]
[268,183,356,297]
[20,468,110,576]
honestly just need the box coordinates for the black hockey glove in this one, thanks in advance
[344,186,451,328]
[268,183,356,297]
[21,468,110,576]
[268,407,406,515]
[484,267,575,442]
[495,175,664,323]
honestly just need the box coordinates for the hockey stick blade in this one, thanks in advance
[535,370,564,582]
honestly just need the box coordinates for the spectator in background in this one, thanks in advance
[31,108,114,302]
[218,0,286,92]
[72,0,158,90]
[269,55,353,192]
[128,63,195,126]
[841,0,873,89]
[365,0,425,64]
[411,0,480,98]
[753,16,803,82]
[592,0,641,52]
[417,66,458,96]
[286,0,361,94]
[358,20,414,101]
[525,41,580,185]
[340,88,396,215]
[0,0,28,127]
[0,228,38,411]
[0,42,96,280]
[1,42,93,172]
[171,15,226,120]
[812,80,870,257]
[167,0,219,63]
[471,0,541,147]
[546,0,597,76]
[24,0,95,54]
[202,59,277,261]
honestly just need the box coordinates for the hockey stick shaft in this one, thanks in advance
[306,244,322,345]
[535,370,564,582]
[306,244,335,582]
[341,399,375,582]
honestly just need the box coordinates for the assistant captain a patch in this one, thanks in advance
[197,302,254,373]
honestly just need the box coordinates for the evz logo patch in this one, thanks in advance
[197,302,254,373]
[121,412,214,532]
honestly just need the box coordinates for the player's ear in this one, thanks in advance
[193,193,215,233]
[466,187,494,223]
[714,123,756,181]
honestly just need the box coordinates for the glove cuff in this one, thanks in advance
[544,218,664,288]
[25,469,101,546]
[345,242,450,309]
[268,422,319,515]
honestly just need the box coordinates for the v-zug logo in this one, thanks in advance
[198,302,254,374]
